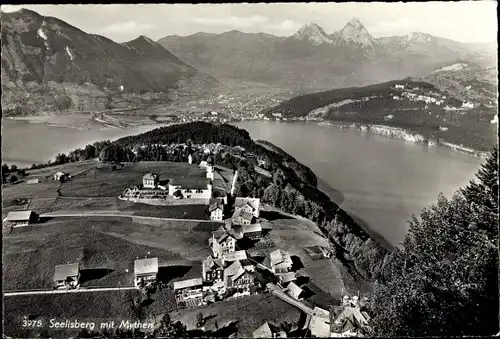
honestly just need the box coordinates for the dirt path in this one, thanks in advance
[4,286,137,296]
[39,211,221,223]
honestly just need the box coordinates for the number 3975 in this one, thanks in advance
[22,319,42,327]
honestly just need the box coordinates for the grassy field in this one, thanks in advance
[2,161,228,219]
[59,162,207,197]
[3,217,216,290]
[256,209,346,302]
[170,294,302,337]
[3,288,178,338]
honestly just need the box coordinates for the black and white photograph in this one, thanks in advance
[1,2,498,338]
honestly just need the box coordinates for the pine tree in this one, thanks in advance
[371,147,499,336]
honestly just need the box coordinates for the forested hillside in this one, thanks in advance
[263,79,497,151]
[371,147,498,336]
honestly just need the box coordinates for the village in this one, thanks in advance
[3,147,371,338]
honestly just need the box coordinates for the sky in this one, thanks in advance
[1,2,497,44]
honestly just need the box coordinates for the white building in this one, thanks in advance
[168,179,212,200]
[188,154,193,164]
[53,263,80,289]
[134,257,159,287]
[234,197,260,217]
[209,201,224,221]
[142,173,159,189]
[53,171,67,181]
[210,226,236,258]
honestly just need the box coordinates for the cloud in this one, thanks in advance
[191,15,269,29]
[102,20,152,33]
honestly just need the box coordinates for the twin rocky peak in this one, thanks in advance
[292,18,376,49]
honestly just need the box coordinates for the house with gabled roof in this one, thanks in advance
[222,250,248,265]
[253,322,287,338]
[142,173,159,189]
[208,201,224,221]
[269,249,293,274]
[241,223,262,239]
[202,255,224,283]
[173,278,204,308]
[53,263,80,289]
[278,271,296,287]
[309,307,330,338]
[224,260,255,293]
[134,257,159,287]
[330,305,369,337]
[231,209,253,225]
[234,197,260,217]
[286,281,304,300]
[3,211,39,226]
[210,226,236,258]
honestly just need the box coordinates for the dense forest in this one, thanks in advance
[370,147,498,336]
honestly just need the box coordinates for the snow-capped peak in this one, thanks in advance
[337,17,375,48]
[293,23,333,46]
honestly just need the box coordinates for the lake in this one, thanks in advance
[2,118,484,246]
[234,121,484,247]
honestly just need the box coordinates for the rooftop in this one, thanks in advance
[252,322,279,338]
[234,197,260,211]
[287,281,303,298]
[143,172,158,180]
[330,306,369,333]
[242,223,262,234]
[173,277,203,290]
[169,177,210,190]
[54,263,80,281]
[222,250,248,262]
[209,202,223,212]
[270,249,293,267]
[232,209,253,222]
[4,210,36,222]
[278,272,296,284]
[134,257,159,276]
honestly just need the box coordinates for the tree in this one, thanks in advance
[153,313,187,337]
[10,164,17,172]
[196,312,204,327]
[371,148,499,337]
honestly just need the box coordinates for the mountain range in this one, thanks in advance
[1,9,218,114]
[159,17,496,89]
[1,9,497,115]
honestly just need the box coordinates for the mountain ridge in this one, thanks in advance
[158,17,496,88]
[1,8,219,115]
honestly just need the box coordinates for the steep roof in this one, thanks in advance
[143,172,158,180]
[279,272,296,284]
[234,197,260,211]
[287,281,303,299]
[203,255,223,272]
[173,277,203,290]
[54,263,80,281]
[5,210,35,221]
[270,249,293,267]
[169,178,209,190]
[222,250,247,262]
[209,202,223,212]
[224,260,243,278]
[330,306,369,334]
[134,257,159,275]
[242,223,262,234]
[252,322,281,338]
[232,209,253,222]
